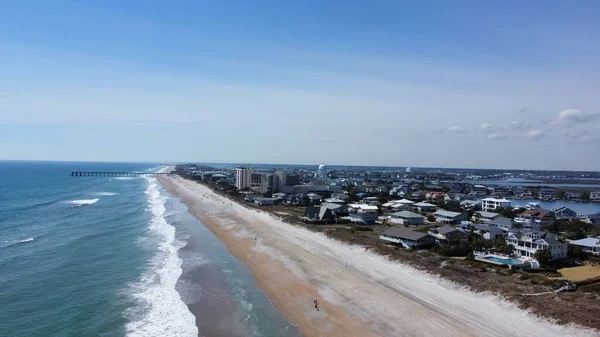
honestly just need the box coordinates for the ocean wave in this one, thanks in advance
[90,192,121,196]
[125,177,197,337]
[2,237,36,248]
[19,237,35,243]
[67,199,100,206]
[113,177,138,181]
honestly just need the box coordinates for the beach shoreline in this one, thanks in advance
[160,175,597,337]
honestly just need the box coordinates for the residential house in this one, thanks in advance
[590,191,600,202]
[323,197,346,205]
[568,237,600,256]
[428,225,468,243]
[302,205,336,224]
[472,185,488,196]
[538,188,556,200]
[254,197,275,206]
[348,204,379,214]
[272,192,287,200]
[473,223,504,240]
[472,211,501,223]
[506,231,568,260]
[487,217,514,231]
[481,198,511,212]
[321,203,349,216]
[584,212,600,225]
[460,199,479,210]
[493,186,511,197]
[555,206,578,220]
[444,193,465,203]
[306,193,323,203]
[516,189,533,199]
[361,196,381,206]
[412,202,437,213]
[388,211,425,226]
[564,192,581,200]
[380,227,437,249]
[515,209,553,231]
[426,191,446,202]
[348,213,378,225]
[434,210,469,224]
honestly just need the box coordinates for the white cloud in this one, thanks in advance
[551,109,600,127]
[488,133,507,140]
[507,120,530,130]
[564,130,599,142]
[479,123,493,131]
[447,125,466,133]
[525,129,544,140]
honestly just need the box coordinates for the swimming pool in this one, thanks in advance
[484,256,523,265]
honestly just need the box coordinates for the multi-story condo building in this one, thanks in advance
[481,198,511,212]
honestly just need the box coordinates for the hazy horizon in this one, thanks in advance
[1,1,600,170]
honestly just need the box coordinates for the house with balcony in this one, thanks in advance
[472,185,488,196]
[493,186,511,197]
[380,227,437,249]
[584,212,600,225]
[568,237,600,256]
[388,211,425,226]
[538,188,556,200]
[506,231,567,260]
[434,210,469,224]
[348,213,378,225]
[472,211,501,223]
[348,204,379,214]
[555,206,578,220]
[591,191,600,202]
[426,191,446,202]
[564,192,581,200]
[514,209,553,231]
[481,198,512,212]
[428,225,468,243]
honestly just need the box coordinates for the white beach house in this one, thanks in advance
[506,231,567,260]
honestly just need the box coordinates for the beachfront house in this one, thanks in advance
[472,211,501,223]
[568,237,600,256]
[554,206,578,220]
[434,210,468,225]
[428,225,468,243]
[481,198,511,212]
[506,231,567,260]
[412,202,437,213]
[348,213,378,225]
[272,192,287,200]
[584,212,600,225]
[379,227,436,249]
[388,211,425,226]
[591,191,600,202]
[487,217,514,231]
[254,197,276,206]
[457,223,504,240]
[321,203,349,216]
[302,206,336,224]
[306,193,323,203]
[425,191,446,202]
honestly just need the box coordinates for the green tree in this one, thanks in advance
[568,245,588,261]
[556,191,565,199]
[534,249,552,264]
[582,192,591,201]
[263,189,273,198]
[427,215,436,222]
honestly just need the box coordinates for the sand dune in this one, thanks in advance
[162,176,597,337]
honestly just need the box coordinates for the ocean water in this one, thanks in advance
[0,161,299,337]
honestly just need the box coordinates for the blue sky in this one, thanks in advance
[1,1,600,170]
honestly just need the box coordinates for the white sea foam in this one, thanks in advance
[19,237,34,243]
[68,198,100,206]
[125,177,197,337]
[114,177,137,181]
[90,192,120,196]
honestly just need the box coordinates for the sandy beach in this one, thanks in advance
[160,176,597,337]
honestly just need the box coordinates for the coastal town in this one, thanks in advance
[174,162,600,329]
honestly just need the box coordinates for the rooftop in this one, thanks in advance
[382,227,430,241]
[390,211,425,219]
[434,210,464,218]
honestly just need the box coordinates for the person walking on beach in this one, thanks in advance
[313,298,319,311]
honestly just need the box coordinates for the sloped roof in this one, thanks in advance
[390,211,425,219]
[435,225,458,235]
[488,217,513,227]
[414,202,436,207]
[382,227,430,241]
[475,211,500,219]
[434,210,464,219]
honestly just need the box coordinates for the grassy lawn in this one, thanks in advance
[558,265,600,282]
